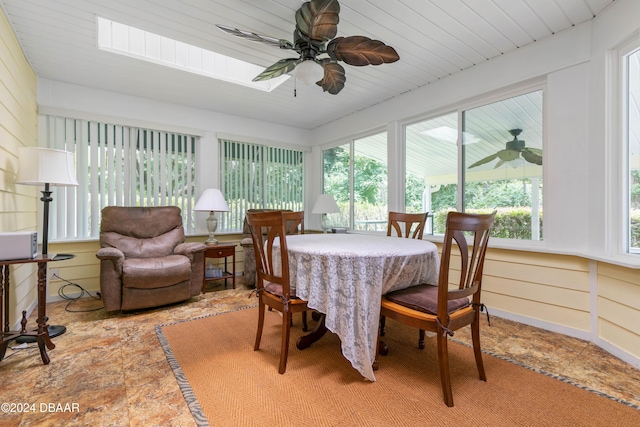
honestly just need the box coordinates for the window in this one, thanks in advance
[404,89,544,240]
[322,132,388,231]
[219,139,304,232]
[405,112,458,234]
[625,46,640,253]
[43,115,197,240]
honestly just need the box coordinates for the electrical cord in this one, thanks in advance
[54,274,104,312]
[3,343,39,360]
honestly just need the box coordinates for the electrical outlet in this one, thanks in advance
[48,268,59,281]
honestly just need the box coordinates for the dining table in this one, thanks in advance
[276,233,439,381]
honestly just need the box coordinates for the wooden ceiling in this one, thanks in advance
[0,0,615,130]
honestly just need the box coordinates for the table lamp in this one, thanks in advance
[312,194,340,233]
[15,146,79,339]
[194,188,230,245]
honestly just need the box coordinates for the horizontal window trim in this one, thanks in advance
[217,132,312,153]
[39,106,206,138]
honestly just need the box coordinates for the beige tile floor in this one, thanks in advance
[1,278,639,426]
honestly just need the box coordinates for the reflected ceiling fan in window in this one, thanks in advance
[216,0,399,95]
[468,129,543,169]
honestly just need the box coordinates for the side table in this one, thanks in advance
[0,254,73,365]
[203,243,236,292]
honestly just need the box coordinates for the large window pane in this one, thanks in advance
[321,131,388,231]
[405,112,458,235]
[627,48,640,252]
[463,91,543,240]
[43,115,197,239]
[219,140,304,232]
[322,144,350,228]
[353,133,387,231]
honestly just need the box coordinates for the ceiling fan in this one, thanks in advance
[216,0,400,95]
[468,129,543,169]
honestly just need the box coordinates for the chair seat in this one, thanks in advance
[123,255,191,289]
[264,280,297,299]
[385,284,469,315]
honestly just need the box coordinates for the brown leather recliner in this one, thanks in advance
[96,206,207,312]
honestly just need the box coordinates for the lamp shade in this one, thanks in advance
[312,194,340,214]
[295,59,325,86]
[16,147,78,186]
[194,188,230,212]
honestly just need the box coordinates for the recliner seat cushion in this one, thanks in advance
[122,255,191,289]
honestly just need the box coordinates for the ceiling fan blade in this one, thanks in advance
[521,148,543,165]
[216,24,294,50]
[317,62,346,94]
[295,0,340,43]
[253,58,301,81]
[468,152,499,168]
[327,36,400,66]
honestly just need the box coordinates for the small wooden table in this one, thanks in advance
[0,254,71,365]
[203,243,236,292]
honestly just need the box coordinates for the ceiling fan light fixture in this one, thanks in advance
[294,59,324,86]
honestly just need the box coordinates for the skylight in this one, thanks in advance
[96,17,289,92]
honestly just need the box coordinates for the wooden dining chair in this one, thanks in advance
[281,210,307,328]
[246,210,310,374]
[282,210,305,235]
[387,211,428,239]
[381,211,428,344]
[378,211,496,407]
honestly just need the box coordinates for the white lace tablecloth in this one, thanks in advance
[280,233,439,381]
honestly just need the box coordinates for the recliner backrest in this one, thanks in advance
[99,206,185,258]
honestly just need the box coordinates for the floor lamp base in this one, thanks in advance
[15,325,67,344]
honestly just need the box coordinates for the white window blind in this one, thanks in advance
[219,139,304,232]
[43,115,197,240]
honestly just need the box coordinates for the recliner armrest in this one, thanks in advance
[174,242,207,258]
[96,247,125,262]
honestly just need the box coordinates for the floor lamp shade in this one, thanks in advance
[15,147,79,187]
[194,188,230,245]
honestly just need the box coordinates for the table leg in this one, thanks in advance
[296,313,328,349]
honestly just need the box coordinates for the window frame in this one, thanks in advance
[401,82,546,242]
[218,138,305,233]
[620,36,640,255]
[41,114,199,241]
[319,128,389,231]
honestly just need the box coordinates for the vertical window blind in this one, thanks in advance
[43,115,197,240]
[219,139,304,232]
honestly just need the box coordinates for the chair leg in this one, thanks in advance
[380,315,386,336]
[418,329,425,349]
[279,311,292,374]
[254,302,266,351]
[471,318,486,381]
[437,332,454,407]
[302,311,308,332]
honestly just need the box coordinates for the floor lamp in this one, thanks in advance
[312,194,340,233]
[15,147,79,339]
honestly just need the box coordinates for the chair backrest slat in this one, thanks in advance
[246,211,292,298]
[387,212,428,239]
[282,211,305,235]
[438,211,496,309]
